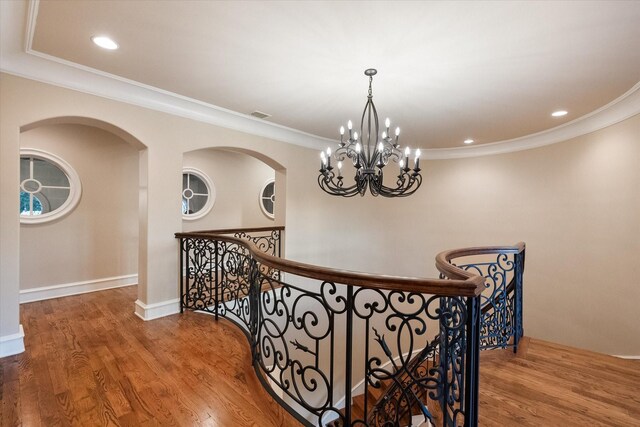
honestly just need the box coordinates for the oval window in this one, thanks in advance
[260,179,275,219]
[182,168,215,220]
[20,149,81,224]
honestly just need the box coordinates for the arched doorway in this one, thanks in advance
[18,117,147,305]
[181,147,286,233]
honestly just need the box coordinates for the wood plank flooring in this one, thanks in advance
[479,337,640,427]
[0,286,300,427]
[1,286,639,426]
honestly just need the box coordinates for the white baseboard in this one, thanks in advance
[20,274,138,303]
[0,325,25,358]
[612,354,640,360]
[134,298,180,321]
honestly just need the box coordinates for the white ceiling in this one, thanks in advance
[20,1,640,149]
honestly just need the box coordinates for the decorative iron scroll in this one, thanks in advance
[455,250,525,352]
[175,230,518,427]
[179,228,282,321]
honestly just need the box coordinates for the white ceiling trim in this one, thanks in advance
[1,0,638,160]
[425,81,640,159]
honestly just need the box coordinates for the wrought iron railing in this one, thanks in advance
[175,228,525,427]
[436,243,526,353]
[178,226,283,316]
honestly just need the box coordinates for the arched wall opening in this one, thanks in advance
[181,147,286,233]
[18,117,147,304]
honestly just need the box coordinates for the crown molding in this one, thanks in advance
[425,82,640,159]
[2,0,639,160]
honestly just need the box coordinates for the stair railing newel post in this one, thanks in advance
[214,239,220,320]
[184,238,191,311]
[463,296,481,427]
[248,255,260,363]
[513,247,525,352]
[344,286,354,426]
[438,298,450,427]
[179,237,185,313]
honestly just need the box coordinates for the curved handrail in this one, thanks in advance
[176,231,486,297]
[435,242,526,280]
[194,225,285,235]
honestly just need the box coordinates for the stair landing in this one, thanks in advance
[478,337,640,426]
[332,337,640,427]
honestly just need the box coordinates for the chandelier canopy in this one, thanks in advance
[318,69,422,197]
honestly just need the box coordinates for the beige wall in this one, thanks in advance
[291,115,640,355]
[182,149,275,231]
[1,73,639,356]
[19,124,139,290]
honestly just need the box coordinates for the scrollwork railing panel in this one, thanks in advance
[176,230,522,427]
[453,248,525,352]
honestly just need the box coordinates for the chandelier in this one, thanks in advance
[318,69,422,197]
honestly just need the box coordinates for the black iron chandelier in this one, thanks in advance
[318,68,422,197]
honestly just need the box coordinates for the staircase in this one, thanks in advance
[327,358,444,427]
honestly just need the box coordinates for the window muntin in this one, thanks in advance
[19,149,81,224]
[260,179,275,219]
[182,168,215,220]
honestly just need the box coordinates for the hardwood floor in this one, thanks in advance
[1,286,639,426]
[479,337,640,427]
[0,286,300,427]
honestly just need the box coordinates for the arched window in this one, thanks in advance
[182,168,215,220]
[260,179,275,219]
[20,149,81,224]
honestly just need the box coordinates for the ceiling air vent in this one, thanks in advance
[250,111,271,119]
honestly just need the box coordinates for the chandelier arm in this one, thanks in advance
[318,172,363,197]
[376,172,423,198]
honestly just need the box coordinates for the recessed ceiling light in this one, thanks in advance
[91,36,119,50]
[551,110,568,117]
[463,139,474,144]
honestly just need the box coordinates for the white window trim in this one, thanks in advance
[259,178,275,220]
[182,167,215,221]
[20,148,82,225]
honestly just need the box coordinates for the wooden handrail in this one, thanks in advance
[435,242,526,280]
[193,226,285,235]
[175,231,486,297]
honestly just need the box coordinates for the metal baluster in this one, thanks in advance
[185,238,191,310]
[463,296,480,427]
[179,237,184,313]
[439,297,449,427]
[214,239,219,320]
[513,249,525,353]
[344,286,354,426]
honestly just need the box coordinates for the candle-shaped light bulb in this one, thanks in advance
[385,118,391,129]
[378,141,384,153]
[355,142,361,153]
[395,127,400,136]
[347,120,353,130]
[404,146,411,157]
[338,161,343,172]
[340,126,345,136]
[415,149,421,159]
[354,131,358,140]
[327,147,332,157]
[382,131,387,139]
[399,159,405,169]
[320,151,326,164]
